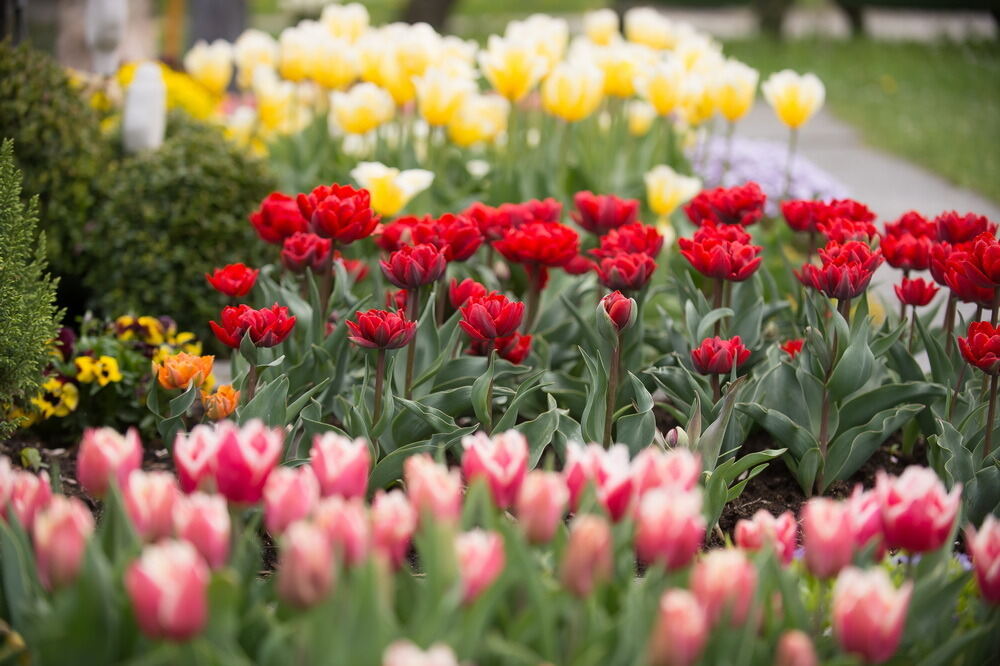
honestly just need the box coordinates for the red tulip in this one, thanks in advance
[894,276,939,307]
[684,182,766,227]
[380,243,447,289]
[455,529,505,604]
[943,250,995,306]
[335,253,368,282]
[33,496,94,590]
[965,515,1000,603]
[281,232,333,273]
[493,221,580,269]
[563,254,597,274]
[385,289,409,312]
[631,447,700,497]
[796,240,884,301]
[371,489,417,569]
[249,192,308,245]
[592,222,664,258]
[563,442,634,521]
[881,233,933,272]
[77,427,142,498]
[347,309,416,350]
[876,466,961,552]
[263,466,320,535]
[421,213,484,262]
[123,470,179,542]
[599,290,637,333]
[515,470,569,544]
[277,521,335,608]
[648,590,708,666]
[449,278,488,309]
[463,201,507,242]
[210,303,296,348]
[214,420,283,504]
[635,488,705,570]
[781,338,804,358]
[691,549,757,625]
[678,234,762,282]
[934,210,997,244]
[174,425,219,493]
[691,336,750,375]
[498,198,562,226]
[775,630,819,666]
[461,430,528,509]
[572,191,639,234]
[205,263,259,298]
[802,498,854,578]
[734,509,797,565]
[404,454,462,524]
[126,540,210,640]
[493,331,532,364]
[309,432,370,499]
[832,567,912,664]
[313,497,370,567]
[459,292,525,342]
[595,252,657,291]
[962,232,1000,289]
[298,183,379,245]
[781,198,875,234]
[9,470,52,531]
[173,492,230,569]
[818,217,878,243]
[884,210,935,239]
[959,321,1000,375]
[561,514,613,598]
[848,485,885,560]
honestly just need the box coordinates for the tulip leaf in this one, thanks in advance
[837,381,946,435]
[559,293,600,351]
[286,377,331,428]
[824,404,924,490]
[0,516,41,631]
[578,347,607,444]
[493,370,547,433]
[614,372,656,455]
[237,376,289,427]
[826,332,875,400]
[699,377,745,473]
[470,351,496,432]
[695,308,735,343]
[516,394,563,468]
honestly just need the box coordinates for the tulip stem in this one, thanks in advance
[713,277,725,336]
[986,373,998,461]
[319,261,334,319]
[524,266,543,333]
[782,127,799,200]
[992,288,1000,327]
[603,337,622,447]
[721,122,735,182]
[485,346,496,436]
[244,365,258,404]
[405,289,420,399]
[908,306,918,353]
[837,297,852,328]
[807,230,817,261]
[710,374,721,404]
[944,293,957,358]
[373,349,386,428]
[435,273,448,326]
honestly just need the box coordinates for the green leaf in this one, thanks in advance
[696,308,735,342]
[285,377,331,426]
[837,381,946,434]
[470,351,496,432]
[738,402,819,460]
[698,377,745,472]
[826,331,875,400]
[369,427,477,490]
[515,394,562,468]
[824,405,923,490]
[492,371,547,433]
[615,372,656,454]
[236,375,289,426]
[578,347,607,444]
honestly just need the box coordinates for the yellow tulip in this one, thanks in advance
[330,82,395,135]
[448,94,510,147]
[350,162,434,217]
[675,33,723,74]
[277,25,312,83]
[594,43,653,98]
[233,29,278,90]
[478,35,548,102]
[505,14,569,73]
[679,76,715,127]
[413,67,476,127]
[644,165,702,217]
[636,58,686,116]
[583,9,620,46]
[183,39,233,96]
[623,7,674,50]
[309,36,359,91]
[253,68,313,134]
[762,70,825,129]
[320,2,369,43]
[627,100,657,136]
[711,60,759,123]
[541,60,605,123]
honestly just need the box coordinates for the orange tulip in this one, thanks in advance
[201,385,240,420]
[154,353,214,390]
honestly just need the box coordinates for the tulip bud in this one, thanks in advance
[734,509,798,566]
[214,420,283,504]
[876,466,961,553]
[123,470,179,542]
[126,540,210,641]
[33,496,95,590]
[561,514,613,598]
[631,447,700,497]
[313,496,370,567]
[263,466,320,536]
[201,384,240,421]
[277,521,335,608]
[691,549,757,626]
[460,430,528,509]
[965,515,1000,603]
[598,291,637,335]
[309,433,371,498]
[801,498,854,578]
[635,488,705,570]
[832,567,912,664]
[382,640,459,666]
[371,489,417,569]
[455,529,505,604]
[775,630,818,666]
[515,471,569,544]
[174,424,220,493]
[173,492,230,569]
[78,427,143,497]
[404,454,462,524]
[10,470,52,531]
[122,63,167,154]
[664,426,690,449]
[648,589,708,666]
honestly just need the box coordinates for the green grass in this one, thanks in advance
[726,38,1000,204]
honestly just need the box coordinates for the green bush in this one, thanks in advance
[0,140,62,438]
[85,113,274,336]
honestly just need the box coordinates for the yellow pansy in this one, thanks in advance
[75,355,123,386]
[644,165,702,218]
[761,70,825,129]
[31,378,79,418]
[541,61,604,123]
[350,162,434,217]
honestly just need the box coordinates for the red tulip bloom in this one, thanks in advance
[929,241,962,287]
[959,321,1000,375]
[884,211,935,239]
[298,184,379,245]
[600,291,637,332]
[380,243,447,289]
[691,336,751,375]
[894,277,938,307]
[378,214,484,262]
[684,182,766,227]
[449,278,488,309]
[459,292,525,342]
[563,254,597,275]
[934,211,997,244]
[796,240,884,301]
[210,304,296,348]
[571,191,639,234]
[335,253,369,282]
[495,332,532,364]
[880,233,933,272]
[818,218,878,243]
[346,309,417,350]
[692,220,752,245]
[962,232,1000,289]
[944,251,994,307]
[493,221,580,269]
[374,217,418,252]
[781,339,804,359]
[592,222,665,258]
[281,232,333,273]
[781,198,874,234]
[497,198,562,226]
[205,263,259,298]
[678,235,762,283]
[249,192,308,245]
[385,289,408,311]
[595,252,657,291]
[463,202,507,242]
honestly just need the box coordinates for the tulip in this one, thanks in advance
[210,303,296,348]
[934,211,997,244]
[123,470,179,542]
[801,498,855,578]
[386,214,483,263]
[734,509,797,565]
[572,192,639,236]
[593,42,646,98]
[461,431,528,509]
[631,448,700,497]
[313,497,370,567]
[413,67,477,127]
[832,567,912,664]
[963,233,1000,292]
[122,63,166,154]
[691,336,751,376]
[77,426,142,497]
[781,339,804,358]
[561,514,613,598]
[762,70,825,129]
[455,529,505,604]
[320,2,369,42]
[404,454,462,524]
[796,240,884,302]
[380,243,448,290]
[781,198,875,235]
[478,35,548,102]
[627,100,657,136]
[263,466,320,536]
[183,39,233,96]
[876,466,961,553]
[249,192,308,245]
[648,589,708,666]
[493,221,581,270]
[346,309,417,351]
[281,232,333,274]
[624,7,673,49]
[678,234,762,283]
[636,58,686,117]
[885,210,935,238]
[943,252,994,307]
[298,183,379,245]
[277,520,335,608]
[9,469,52,533]
[233,29,279,90]
[201,384,240,421]
[350,162,434,218]
[895,277,939,307]
[492,332,533,364]
[309,432,370,499]
[173,492,230,569]
[330,82,395,135]
[691,549,757,626]
[712,60,759,123]
[847,485,885,560]
[459,292,525,343]
[684,183,766,228]
[599,291,638,334]
[447,93,510,147]
[126,540,210,640]
[382,641,458,666]
[33,496,95,590]
[966,515,1000,603]
[644,165,702,218]
[563,442,634,521]
[594,222,666,259]
[595,252,657,292]
[515,471,568,544]
[540,60,605,123]
[449,278,488,310]
[214,420,283,504]
[819,218,879,244]
[174,424,220,492]
[0,456,12,510]
[775,630,818,666]
[881,233,933,272]
[371,489,417,569]
[583,8,619,45]
[205,263,258,299]
[153,352,214,391]
[635,488,705,570]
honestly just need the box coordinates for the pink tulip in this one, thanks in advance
[174,424,220,492]
[123,470,179,542]
[734,509,797,565]
[309,432,370,499]
[631,447,701,497]
[77,427,142,497]
[461,430,528,509]
[125,540,210,640]
[455,529,505,604]
[371,489,417,569]
[876,466,961,553]
[561,514,613,598]
[0,455,14,509]
[691,549,757,626]
[173,492,230,569]
[801,498,854,578]
[10,470,52,531]
[382,640,459,666]
[832,567,912,664]
[404,454,462,523]
[313,496,370,567]
[635,488,705,570]
[775,630,818,666]
[563,442,634,521]
[848,485,885,560]
[277,520,335,608]
[515,470,569,544]
[263,466,320,535]
[32,495,95,590]
[966,515,1000,603]
[648,589,708,666]
[214,420,283,504]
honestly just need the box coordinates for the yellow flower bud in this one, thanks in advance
[350,162,434,217]
[183,39,233,96]
[478,35,548,102]
[711,60,759,123]
[594,43,653,98]
[541,60,604,123]
[644,165,702,217]
[762,70,825,129]
[583,9,620,46]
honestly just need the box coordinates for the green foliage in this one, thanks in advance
[0,140,62,438]
[85,113,274,336]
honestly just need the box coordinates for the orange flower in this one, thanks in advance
[154,353,214,390]
[201,385,240,420]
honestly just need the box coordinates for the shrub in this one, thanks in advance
[0,140,62,438]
